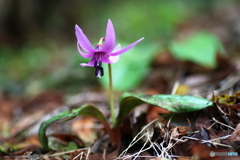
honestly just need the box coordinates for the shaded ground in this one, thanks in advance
[1,49,240,160]
[1,1,240,160]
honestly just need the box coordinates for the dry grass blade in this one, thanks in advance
[117,119,176,160]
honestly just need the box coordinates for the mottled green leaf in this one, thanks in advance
[38,104,111,150]
[114,93,214,127]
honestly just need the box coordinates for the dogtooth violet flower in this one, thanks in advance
[75,19,144,78]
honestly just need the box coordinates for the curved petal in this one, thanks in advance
[109,55,120,63]
[112,43,121,53]
[77,43,94,58]
[102,55,119,63]
[75,25,95,53]
[102,19,116,53]
[80,57,96,67]
[109,37,144,56]
[103,43,121,62]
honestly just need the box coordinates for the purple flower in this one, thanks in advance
[75,19,144,78]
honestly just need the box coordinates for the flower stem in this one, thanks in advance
[108,63,115,125]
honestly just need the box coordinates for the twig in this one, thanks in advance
[212,118,235,130]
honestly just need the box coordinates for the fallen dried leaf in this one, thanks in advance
[71,117,97,144]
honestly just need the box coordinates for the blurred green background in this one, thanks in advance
[0,0,239,97]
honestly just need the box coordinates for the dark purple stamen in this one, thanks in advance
[95,67,100,77]
[100,67,104,76]
[94,61,104,77]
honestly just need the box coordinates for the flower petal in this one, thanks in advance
[109,37,144,56]
[109,55,120,63]
[77,42,94,58]
[101,43,121,63]
[102,19,116,53]
[80,57,96,67]
[75,25,95,53]
[102,55,120,63]
[112,43,121,53]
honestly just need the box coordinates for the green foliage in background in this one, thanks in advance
[169,32,225,68]
[0,45,98,96]
[87,0,191,42]
[0,0,233,95]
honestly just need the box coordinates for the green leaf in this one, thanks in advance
[38,104,111,150]
[99,43,159,91]
[169,32,225,68]
[114,93,214,127]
